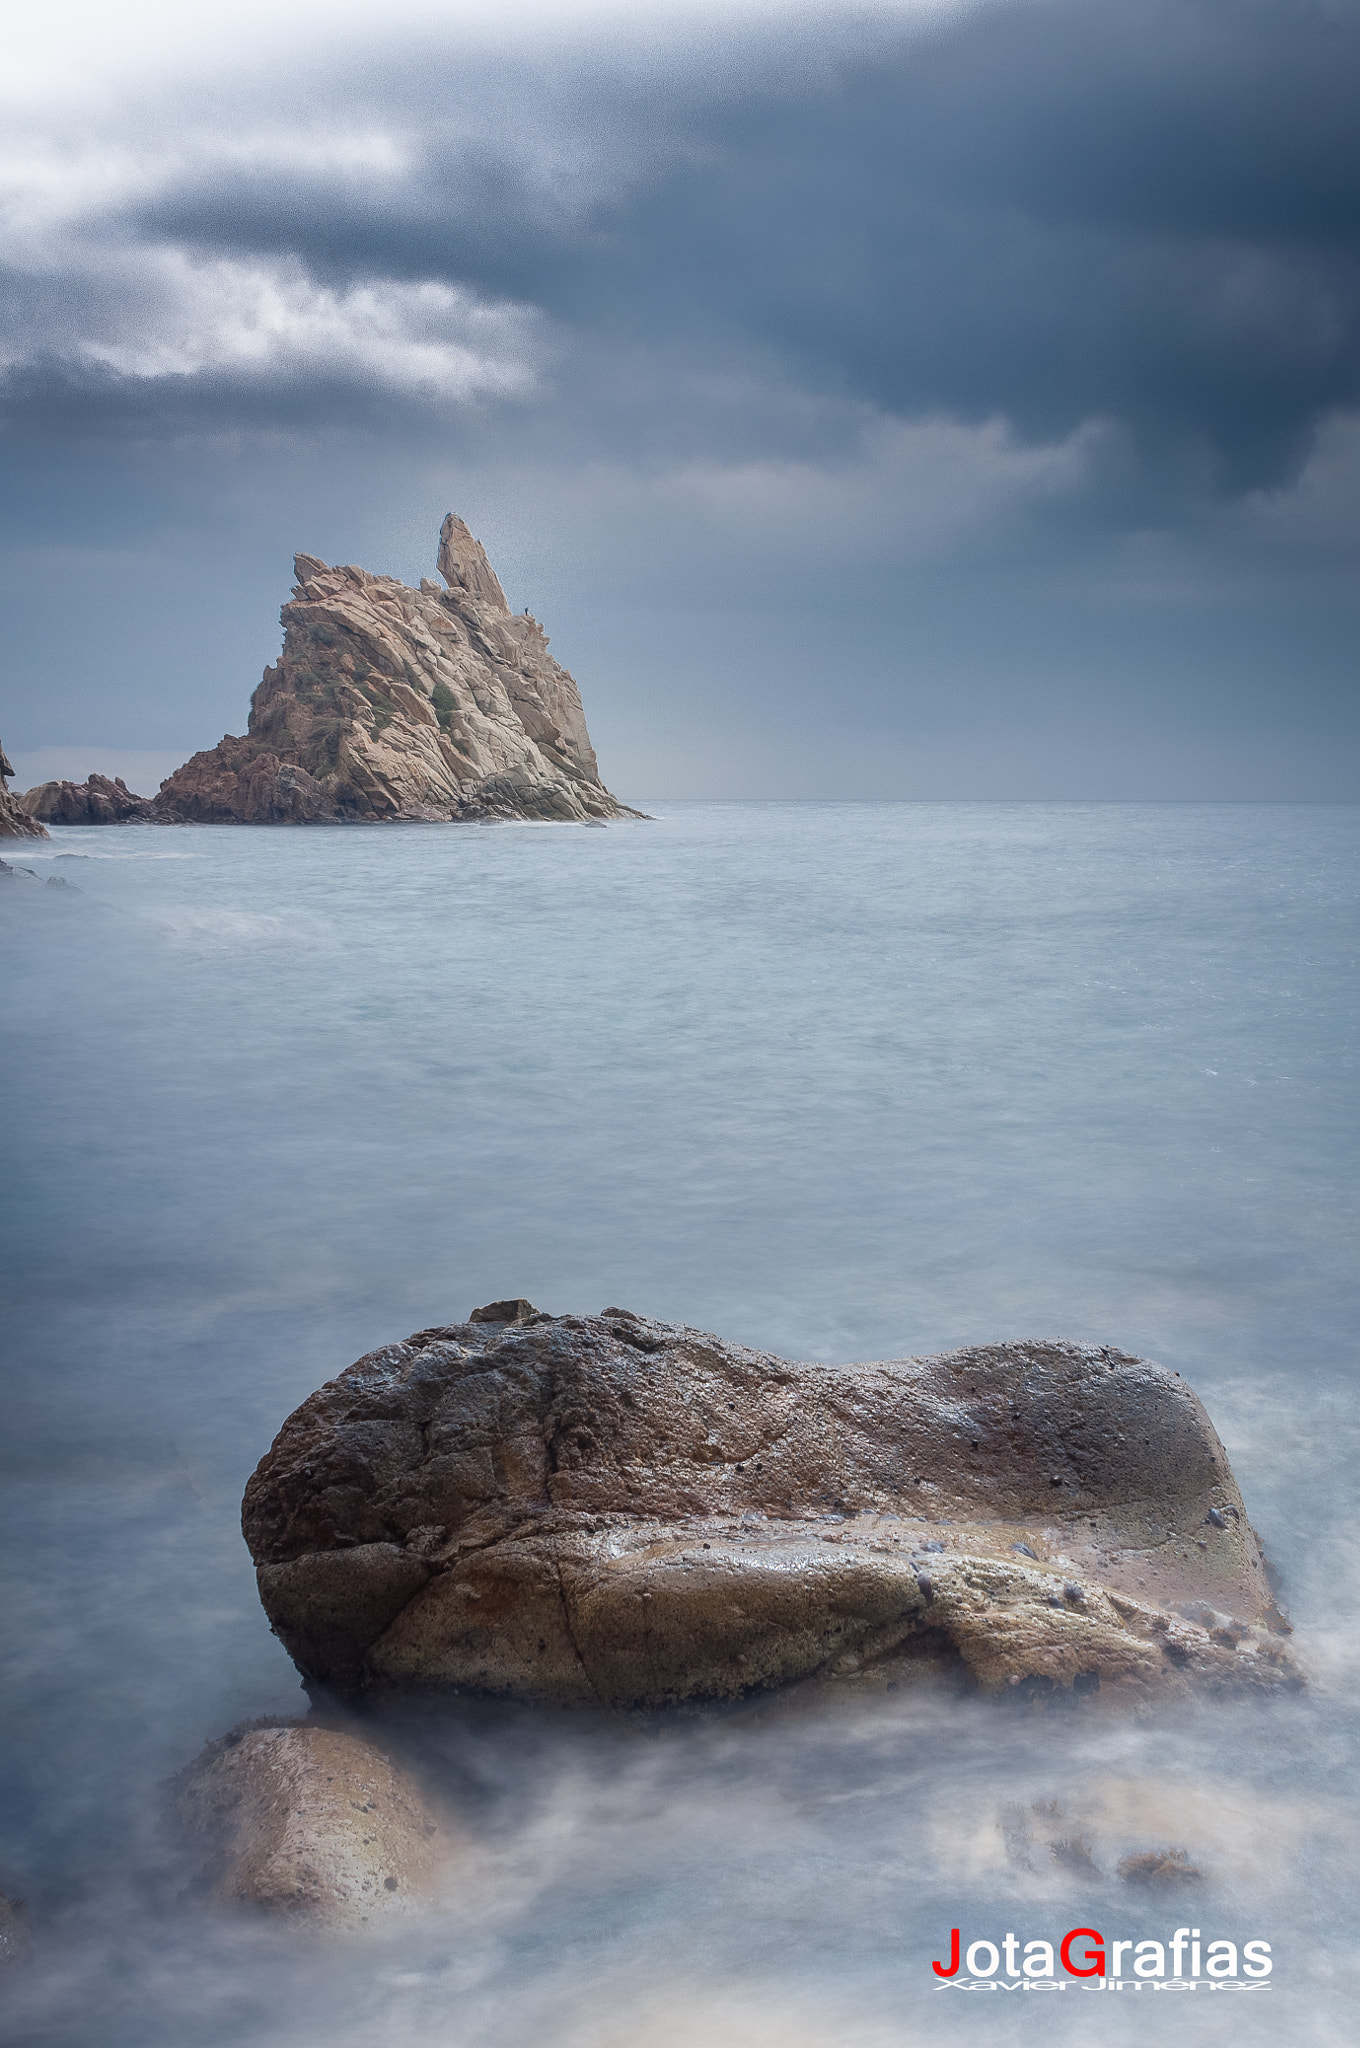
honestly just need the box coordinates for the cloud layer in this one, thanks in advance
[1,0,1356,795]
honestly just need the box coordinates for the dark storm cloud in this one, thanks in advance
[101,0,1360,494]
[2,0,1357,797]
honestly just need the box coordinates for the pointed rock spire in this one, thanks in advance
[437,513,508,611]
[149,516,635,825]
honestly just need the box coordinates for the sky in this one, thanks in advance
[0,0,1356,800]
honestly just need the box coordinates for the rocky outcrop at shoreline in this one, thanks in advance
[153,515,636,825]
[242,1304,1298,1711]
[19,774,155,826]
[0,743,48,840]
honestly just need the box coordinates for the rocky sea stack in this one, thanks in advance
[243,1305,1298,1712]
[152,515,637,825]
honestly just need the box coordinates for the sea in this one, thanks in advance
[1,800,1357,2047]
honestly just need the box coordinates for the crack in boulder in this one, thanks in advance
[242,1308,1300,1710]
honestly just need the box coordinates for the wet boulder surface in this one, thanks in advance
[242,1306,1298,1711]
[174,1722,446,1928]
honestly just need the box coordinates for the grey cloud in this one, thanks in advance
[54,0,1348,496]
[1,0,1357,796]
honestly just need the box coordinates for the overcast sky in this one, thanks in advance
[1,0,1356,799]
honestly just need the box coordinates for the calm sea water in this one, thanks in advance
[2,801,1358,2046]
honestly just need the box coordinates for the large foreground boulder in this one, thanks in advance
[174,1722,447,1928]
[243,1307,1298,1710]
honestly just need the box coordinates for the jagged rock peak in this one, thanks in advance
[20,774,154,826]
[151,516,640,827]
[437,513,509,612]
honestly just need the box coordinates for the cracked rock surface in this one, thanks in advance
[242,1306,1298,1709]
[18,773,155,825]
[153,515,638,825]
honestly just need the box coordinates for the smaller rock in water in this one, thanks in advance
[19,774,155,826]
[174,1721,448,1931]
[468,1298,538,1325]
[1118,1847,1203,1888]
[973,1772,1324,1892]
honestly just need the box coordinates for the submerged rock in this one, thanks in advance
[0,743,48,840]
[242,1307,1298,1710]
[941,1770,1322,1894]
[174,1721,445,1928]
[153,515,639,825]
[1118,1846,1202,1887]
[18,774,155,825]
[0,861,82,897]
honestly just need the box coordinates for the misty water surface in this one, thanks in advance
[2,801,1358,2045]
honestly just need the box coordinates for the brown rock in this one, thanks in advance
[436,512,510,609]
[173,1721,446,1928]
[19,773,155,826]
[0,742,48,839]
[242,1309,1299,1710]
[1118,1847,1202,1887]
[152,740,332,826]
[153,517,640,825]
[469,1297,537,1326]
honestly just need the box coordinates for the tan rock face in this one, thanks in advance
[154,517,637,825]
[19,774,154,825]
[174,1722,445,1928]
[436,512,509,608]
[242,1308,1298,1711]
[0,743,48,839]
